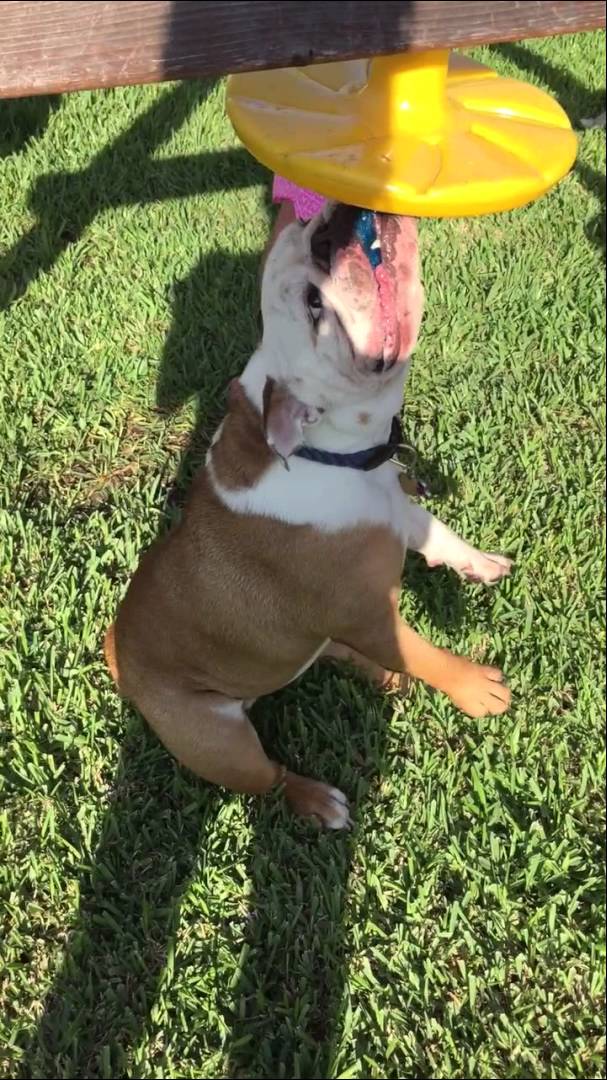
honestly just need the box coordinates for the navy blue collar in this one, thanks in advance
[293,416,403,472]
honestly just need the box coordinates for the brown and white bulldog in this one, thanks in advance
[105,204,511,828]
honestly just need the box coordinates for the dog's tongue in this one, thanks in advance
[373,261,400,364]
[353,211,399,362]
[312,206,422,367]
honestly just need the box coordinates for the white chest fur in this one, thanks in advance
[208,454,409,547]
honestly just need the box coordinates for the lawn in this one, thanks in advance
[0,31,605,1080]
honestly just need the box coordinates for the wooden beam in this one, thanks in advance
[0,1,604,100]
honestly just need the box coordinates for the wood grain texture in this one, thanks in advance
[0,1,605,99]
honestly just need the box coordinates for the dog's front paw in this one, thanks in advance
[458,551,512,585]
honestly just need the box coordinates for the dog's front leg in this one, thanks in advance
[404,498,512,584]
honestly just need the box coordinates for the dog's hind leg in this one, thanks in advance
[131,681,350,828]
[321,641,409,694]
[338,602,511,719]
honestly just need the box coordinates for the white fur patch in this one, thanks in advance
[323,786,351,830]
[212,699,245,721]
[208,455,409,543]
[205,420,225,465]
[207,213,419,556]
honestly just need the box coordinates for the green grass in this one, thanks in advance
[0,31,605,1080]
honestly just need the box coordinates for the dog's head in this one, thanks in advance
[260,203,424,412]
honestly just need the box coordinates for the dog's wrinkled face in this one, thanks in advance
[261,202,424,410]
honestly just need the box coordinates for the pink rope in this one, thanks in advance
[272,175,326,221]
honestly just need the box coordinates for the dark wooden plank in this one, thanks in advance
[0,1,604,100]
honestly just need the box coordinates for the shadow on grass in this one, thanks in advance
[493,41,605,124]
[0,94,61,158]
[9,74,464,1080]
[578,160,606,252]
[0,80,263,311]
[20,719,221,1078]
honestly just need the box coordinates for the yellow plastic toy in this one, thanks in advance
[227,49,576,216]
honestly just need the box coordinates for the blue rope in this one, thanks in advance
[354,209,382,270]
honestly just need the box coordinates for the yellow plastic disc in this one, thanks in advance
[227,50,577,217]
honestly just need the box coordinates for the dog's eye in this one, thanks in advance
[306,283,323,323]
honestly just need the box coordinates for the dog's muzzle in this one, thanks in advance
[310,205,424,371]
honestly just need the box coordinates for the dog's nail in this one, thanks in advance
[329,786,348,805]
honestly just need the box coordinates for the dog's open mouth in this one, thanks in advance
[309,204,423,373]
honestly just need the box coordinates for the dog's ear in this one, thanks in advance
[262,377,320,466]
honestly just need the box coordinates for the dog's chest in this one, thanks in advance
[210,456,409,545]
